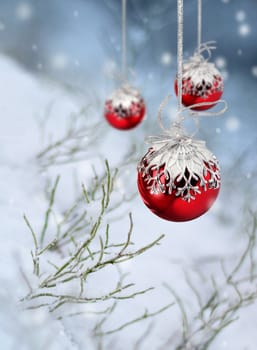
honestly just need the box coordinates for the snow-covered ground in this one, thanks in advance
[0,54,257,350]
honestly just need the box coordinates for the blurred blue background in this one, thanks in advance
[1,0,256,76]
[1,0,257,196]
[1,3,257,347]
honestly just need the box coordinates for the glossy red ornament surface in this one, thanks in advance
[104,100,145,130]
[137,163,220,222]
[174,76,223,111]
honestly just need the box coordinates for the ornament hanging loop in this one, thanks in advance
[155,95,228,139]
[196,0,217,61]
[156,94,186,137]
[194,41,217,62]
[182,99,228,137]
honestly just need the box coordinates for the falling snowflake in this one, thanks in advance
[215,57,227,69]
[103,59,117,77]
[16,2,33,21]
[148,72,154,80]
[222,340,228,348]
[51,53,69,70]
[115,178,124,192]
[237,49,243,56]
[0,21,5,31]
[74,59,80,67]
[115,44,121,52]
[73,10,79,17]
[221,70,229,81]
[161,52,172,66]
[130,28,148,46]
[37,62,43,70]
[235,10,246,22]
[225,116,240,132]
[251,66,257,77]
[238,23,251,37]
[32,44,38,52]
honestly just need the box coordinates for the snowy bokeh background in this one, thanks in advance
[1,0,257,349]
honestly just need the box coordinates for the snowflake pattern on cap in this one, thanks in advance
[181,55,224,99]
[105,84,145,119]
[138,129,220,202]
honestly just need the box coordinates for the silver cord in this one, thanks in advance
[121,0,127,82]
[197,0,202,55]
[177,0,183,117]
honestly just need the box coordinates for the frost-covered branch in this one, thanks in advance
[161,211,257,350]
[36,106,104,168]
[95,302,174,336]
[22,160,170,336]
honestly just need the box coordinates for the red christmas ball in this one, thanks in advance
[174,55,224,111]
[104,84,145,130]
[137,132,220,222]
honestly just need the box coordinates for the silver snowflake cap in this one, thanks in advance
[110,84,142,108]
[181,54,224,98]
[105,83,144,119]
[138,126,220,202]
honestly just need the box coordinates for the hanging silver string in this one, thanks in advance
[121,0,127,82]
[155,0,227,134]
[177,0,184,120]
[197,0,202,55]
